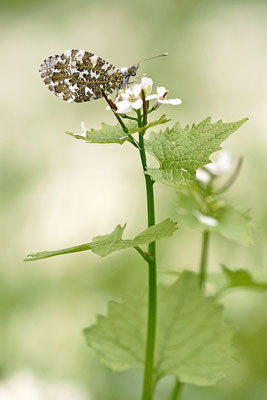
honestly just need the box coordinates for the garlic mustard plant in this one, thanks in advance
[27,50,255,400]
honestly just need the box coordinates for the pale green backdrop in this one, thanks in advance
[1,0,267,399]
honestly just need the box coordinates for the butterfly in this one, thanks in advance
[39,49,167,103]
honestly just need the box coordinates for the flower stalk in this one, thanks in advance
[135,103,157,400]
[169,379,183,400]
[199,230,210,289]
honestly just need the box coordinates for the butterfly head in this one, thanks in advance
[120,64,139,77]
[118,64,139,88]
[119,53,167,88]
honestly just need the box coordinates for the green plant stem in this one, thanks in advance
[169,379,183,400]
[199,230,210,289]
[100,89,139,148]
[134,246,153,263]
[137,111,157,400]
[121,114,138,121]
[141,89,148,126]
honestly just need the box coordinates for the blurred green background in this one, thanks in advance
[1,0,267,398]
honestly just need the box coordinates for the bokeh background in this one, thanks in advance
[1,0,267,398]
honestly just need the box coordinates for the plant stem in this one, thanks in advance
[169,379,183,400]
[134,246,153,263]
[199,230,210,289]
[141,89,148,126]
[137,111,157,400]
[101,89,140,149]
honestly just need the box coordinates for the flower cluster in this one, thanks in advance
[111,77,182,114]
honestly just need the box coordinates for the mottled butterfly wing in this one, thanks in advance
[39,49,124,103]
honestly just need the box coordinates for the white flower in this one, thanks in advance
[195,212,218,227]
[146,86,182,105]
[140,77,153,96]
[115,85,143,114]
[0,370,87,400]
[74,121,87,137]
[196,168,211,184]
[196,150,233,185]
[205,150,233,175]
[107,77,182,114]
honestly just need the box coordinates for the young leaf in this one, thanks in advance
[84,271,235,386]
[145,118,248,187]
[66,121,137,144]
[221,265,267,291]
[25,219,178,261]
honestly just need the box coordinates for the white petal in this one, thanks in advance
[121,89,131,100]
[80,121,87,137]
[132,84,142,98]
[141,76,153,87]
[158,99,170,104]
[168,98,182,105]
[157,86,167,97]
[215,150,233,173]
[196,168,211,184]
[132,98,143,110]
[205,150,233,175]
[117,89,126,101]
[116,100,132,114]
[146,94,159,101]
[141,77,153,95]
[196,212,218,227]
[205,162,219,175]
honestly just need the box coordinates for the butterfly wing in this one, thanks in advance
[39,49,123,103]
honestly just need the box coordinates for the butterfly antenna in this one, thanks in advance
[136,52,168,65]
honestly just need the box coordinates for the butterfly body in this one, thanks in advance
[40,49,138,103]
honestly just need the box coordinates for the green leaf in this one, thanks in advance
[217,206,254,246]
[84,271,235,386]
[221,265,267,291]
[155,272,235,385]
[89,224,132,257]
[174,185,254,246]
[66,121,137,144]
[84,295,146,371]
[145,118,248,187]
[25,219,178,261]
[133,219,177,245]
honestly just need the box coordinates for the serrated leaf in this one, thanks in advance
[90,224,132,257]
[174,185,254,246]
[133,219,177,245]
[84,271,235,386]
[66,121,137,144]
[221,265,267,290]
[84,295,146,371]
[25,219,177,261]
[145,118,248,187]
[154,272,235,385]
